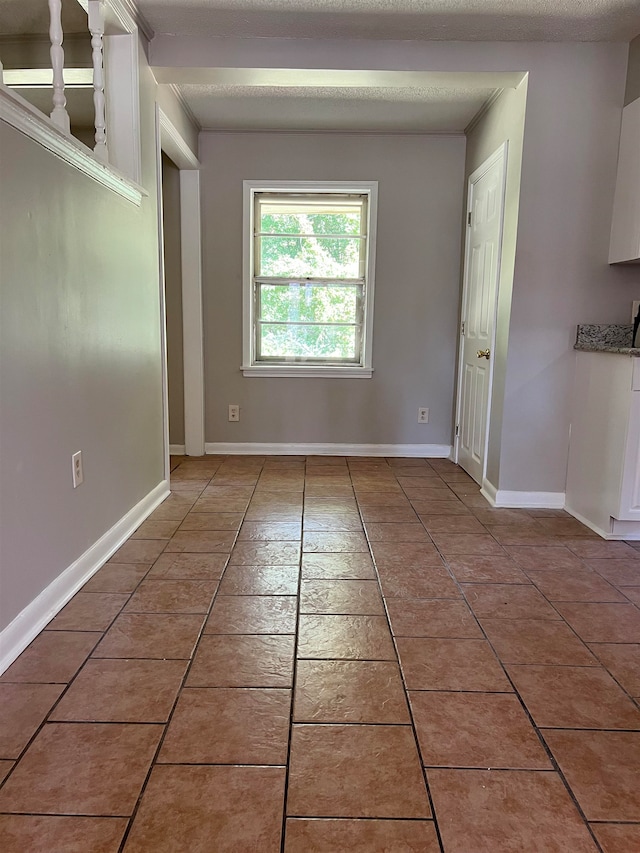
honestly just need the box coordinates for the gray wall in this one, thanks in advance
[0,49,164,633]
[465,79,528,490]
[497,44,640,493]
[199,131,467,447]
[162,153,185,446]
[625,35,640,105]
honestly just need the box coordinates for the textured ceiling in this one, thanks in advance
[0,0,88,35]
[179,83,497,131]
[137,0,640,42]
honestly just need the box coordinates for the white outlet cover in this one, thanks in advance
[72,451,84,488]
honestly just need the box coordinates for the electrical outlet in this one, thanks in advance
[71,451,84,488]
[418,407,429,424]
[228,404,240,422]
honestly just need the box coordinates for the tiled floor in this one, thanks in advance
[1,456,640,851]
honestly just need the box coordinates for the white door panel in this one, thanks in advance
[457,146,507,485]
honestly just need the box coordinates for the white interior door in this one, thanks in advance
[456,144,507,485]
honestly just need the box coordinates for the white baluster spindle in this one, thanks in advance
[88,1,108,162]
[48,0,70,133]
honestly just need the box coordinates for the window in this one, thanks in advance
[242,181,377,377]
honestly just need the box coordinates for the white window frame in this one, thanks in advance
[242,180,378,378]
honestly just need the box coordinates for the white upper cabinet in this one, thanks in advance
[610,97,640,264]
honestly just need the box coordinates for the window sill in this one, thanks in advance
[241,365,374,378]
[0,85,146,206]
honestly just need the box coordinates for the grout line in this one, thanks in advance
[399,471,607,853]
[354,462,446,853]
[116,463,252,852]
[374,464,608,852]
[285,814,440,821]
[279,460,306,853]
[0,572,148,793]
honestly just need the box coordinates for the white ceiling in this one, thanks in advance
[180,83,498,132]
[138,0,640,42]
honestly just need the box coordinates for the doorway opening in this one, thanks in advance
[156,106,205,478]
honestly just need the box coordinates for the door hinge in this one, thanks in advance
[455,424,459,437]
[461,321,465,336]
[467,211,472,226]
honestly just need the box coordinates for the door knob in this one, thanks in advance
[477,349,491,360]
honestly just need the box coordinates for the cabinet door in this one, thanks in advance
[618,390,640,518]
[609,97,640,264]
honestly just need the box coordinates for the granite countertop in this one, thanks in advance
[574,324,640,356]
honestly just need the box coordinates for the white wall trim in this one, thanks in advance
[241,366,373,378]
[157,106,205,468]
[104,29,142,184]
[168,84,201,138]
[485,489,566,509]
[76,0,154,42]
[155,106,171,484]
[0,85,144,205]
[564,506,611,540]
[464,88,505,134]
[108,0,153,40]
[0,480,169,676]
[159,108,199,169]
[205,442,452,457]
[198,128,466,138]
[564,506,640,541]
[169,444,186,455]
[480,478,498,505]
[180,169,205,457]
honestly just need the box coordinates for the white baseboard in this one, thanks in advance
[565,506,640,540]
[204,442,452,458]
[0,479,170,676]
[482,484,566,509]
[480,479,498,505]
[169,444,186,455]
[564,506,611,539]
